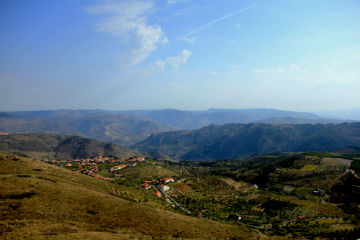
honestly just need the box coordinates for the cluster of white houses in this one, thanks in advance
[142,177,175,198]
[108,156,146,172]
[42,155,146,182]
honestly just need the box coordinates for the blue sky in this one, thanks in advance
[1,0,360,111]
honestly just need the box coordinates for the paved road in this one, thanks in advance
[155,185,191,214]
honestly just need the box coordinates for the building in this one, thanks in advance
[155,191,162,197]
[161,177,174,184]
[129,156,145,162]
[159,184,170,191]
[143,183,151,190]
[109,164,128,172]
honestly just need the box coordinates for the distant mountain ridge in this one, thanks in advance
[121,108,327,129]
[255,116,346,124]
[0,109,353,149]
[317,108,360,121]
[0,133,139,160]
[0,110,174,146]
[135,122,360,161]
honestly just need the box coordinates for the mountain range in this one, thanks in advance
[0,110,174,146]
[0,133,138,160]
[121,108,338,129]
[0,109,350,149]
[136,122,360,161]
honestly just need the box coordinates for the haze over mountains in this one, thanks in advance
[0,108,359,161]
[136,122,360,161]
[0,110,174,146]
[0,133,138,160]
[121,108,346,129]
[318,108,360,121]
[0,108,350,139]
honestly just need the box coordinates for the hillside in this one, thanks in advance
[135,122,360,161]
[172,152,360,238]
[0,153,258,239]
[0,110,174,146]
[122,108,325,129]
[0,133,139,160]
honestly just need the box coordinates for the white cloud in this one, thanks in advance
[155,49,192,70]
[87,1,168,66]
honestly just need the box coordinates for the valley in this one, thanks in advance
[1,111,360,239]
[3,1,360,238]
[2,147,359,239]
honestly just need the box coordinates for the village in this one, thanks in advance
[41,155,190,212]
[41,155,147,181]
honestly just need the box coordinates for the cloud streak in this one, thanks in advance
[87,1,168,66]
[184,4,255,37]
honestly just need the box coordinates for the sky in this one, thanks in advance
[1,0,360,112]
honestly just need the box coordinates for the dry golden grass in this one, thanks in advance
[0,153,259,240]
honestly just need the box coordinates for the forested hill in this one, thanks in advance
[135,122,360,161]
[0,133,139,160]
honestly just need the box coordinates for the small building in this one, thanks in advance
[65,163,72,167]
[129,156,145,162]
[155,191,162,197]
[161,177,174,184]
[159,184,170,191]
[143,183,151,190]
[109,164,128,172]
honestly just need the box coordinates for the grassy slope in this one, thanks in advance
[0,153,260,240]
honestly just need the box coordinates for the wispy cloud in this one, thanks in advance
[182,36,197,44]
[87,1,168,67]
[252,63,360,88]
[155,49,192,70]
[226,40,238,45]
[167,0,188,5]
[184,4,255,38]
